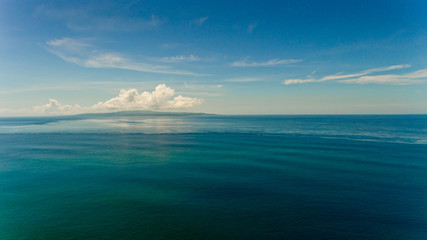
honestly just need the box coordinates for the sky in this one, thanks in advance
[0,0,427,115]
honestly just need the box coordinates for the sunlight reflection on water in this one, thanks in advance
[0,115,426,144]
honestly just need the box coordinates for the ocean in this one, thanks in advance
[0,114,426,239]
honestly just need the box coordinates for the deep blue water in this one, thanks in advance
[0,115,426,239]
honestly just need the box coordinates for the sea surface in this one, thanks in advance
[0,114,426,239]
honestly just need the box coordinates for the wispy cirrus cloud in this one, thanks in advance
[341,69,427,85]
[0,85,84,95]
[35,5,163,32]
[231,58,302,67]
[160,43,180,49]
[283,79,315,85]
[68,15,163,32]
[321,64,411,81]
[224,77,262,82]
[180,82,224,97]
[283,64,426,85]
[46,38,204,76]
[184,82,223,90]
[247,23,257,33]
[193,17,209,25]
[156,54,201,63]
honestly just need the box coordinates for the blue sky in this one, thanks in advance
[1,0,426,115]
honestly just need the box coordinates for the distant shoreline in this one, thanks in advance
[0,110,426,119]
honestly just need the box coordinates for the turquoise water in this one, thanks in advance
[1,115,426,239]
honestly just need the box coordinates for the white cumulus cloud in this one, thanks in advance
[92,84,203,110]
[33,99,83,115]
[2,84,203,116]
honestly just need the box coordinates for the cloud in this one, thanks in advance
[184,82,223,90]
[247,23,257,33]
[157,55,201,63]
[67,15,162,32]
[160,43,180,49]
[33,99,83,115]
[46,38,203,76]
[283,64,425,85]
[282,79,315,85]
[0,85,83,95]
[2,84,203,116]
[340,69,427,85]
[92,84,203,110]
[231,58,302,67]
[35,5,163,32]
[224,77,262,82]
[0,108,33,116]
[403,69,427,78]
[194,17,208,25]
[321,64,411,81]
[47,38,91,51]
